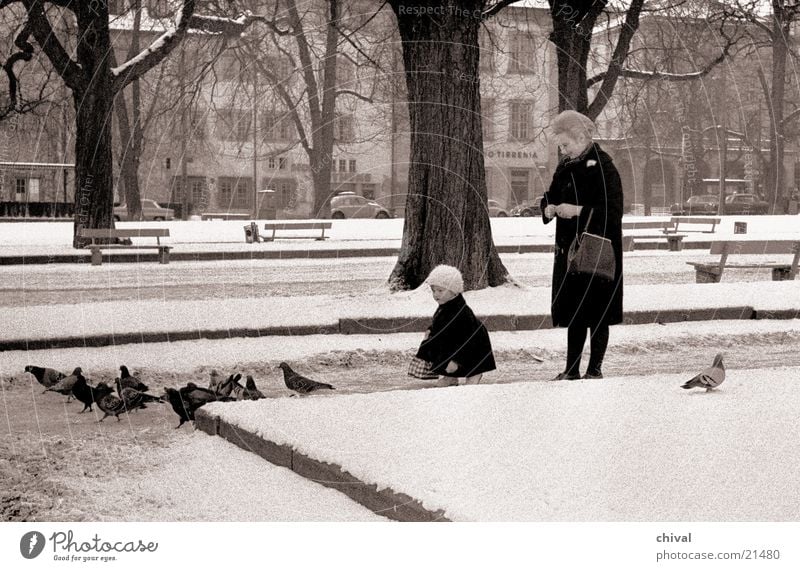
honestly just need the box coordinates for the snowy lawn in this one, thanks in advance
[0,214,796,251]
[2,280,798,344]
[205,367,800,521]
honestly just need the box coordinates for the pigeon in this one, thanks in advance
[24,365,66,391]
[681,354,725,392]
[45,367,84,402]
[119,386,163,411]
[93,383,127,422]
[117,365,148,393]
[70,374,96,413]
[163,383,233,428]
[229,375,265,401]
[213,373,240,398]
[278,362,335,395]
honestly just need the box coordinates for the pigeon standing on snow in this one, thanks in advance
[117,365,148,394]
[681,354,725,392]
[278,362,335,395]
[45,367,84,402]
[24,365,66,392]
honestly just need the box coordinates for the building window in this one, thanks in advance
[508,32,535,74]
[509,169,532,204]
[217,109,251,142]
[190,112,206,141]
[509,101,534,141]
[339,159,347,173]
[482,99,494,141]
[334,113,355,143]
[217,177,252,209]
[264,177,297,208]
[348,159,357,173]
[15,178,26,200]
[262,111,295,141]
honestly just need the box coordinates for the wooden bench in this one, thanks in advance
[668,216,720,234]
[77,228,171,266]
[263,220,332,241]
[200,212,251,220]
[686,240,800,283]
[622,220,686,252]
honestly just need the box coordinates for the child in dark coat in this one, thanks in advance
[414,265,496,386]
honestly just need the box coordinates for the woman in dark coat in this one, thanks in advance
[539,110,624,380]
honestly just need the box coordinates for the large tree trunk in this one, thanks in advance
[388,0,508,291]
[71,7,116,248]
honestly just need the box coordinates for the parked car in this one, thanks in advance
[330,192,391,219]
[488,199,508,217]
[723,193,770,215]
[670,194,719,215]
[113,199,175,221]
[510,199,542,217]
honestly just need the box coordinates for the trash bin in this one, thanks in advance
[244,222,257,243]
[734,221,747,234]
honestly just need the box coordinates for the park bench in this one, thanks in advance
[200,212,251,220]
[621,220,686,252]
[668,216,720,234]
[686,239,800,283]
[77,227,171,266]
[263,220,332,241]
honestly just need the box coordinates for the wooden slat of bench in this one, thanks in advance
[86,245,172,250]
[78,228,170,238]
[709,240,800,255]
[669,216,720,234]
[621,221,670,231]
[687,261,789,269]
[263,222,332,230]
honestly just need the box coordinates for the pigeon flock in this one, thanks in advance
[24,355,723,429]
[24,362,337,429]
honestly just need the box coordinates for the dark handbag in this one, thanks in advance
[408,356,439,379]
[567,209,616,281]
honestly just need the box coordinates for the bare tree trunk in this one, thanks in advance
[388,0,508,291]
[70,7,116,247]
[114,90,143,219]
[766,4,789,213]
[72,85,116,247]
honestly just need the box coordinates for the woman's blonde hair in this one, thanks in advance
[552,110,596,141]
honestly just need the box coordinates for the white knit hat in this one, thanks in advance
[425,265,464,294]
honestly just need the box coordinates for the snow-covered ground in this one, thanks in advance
[2,280,798,344]
[1,214,797,251]
[3,215,800,524]
[205,365,800,521]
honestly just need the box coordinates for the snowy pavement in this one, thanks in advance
[203,365,800,521]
